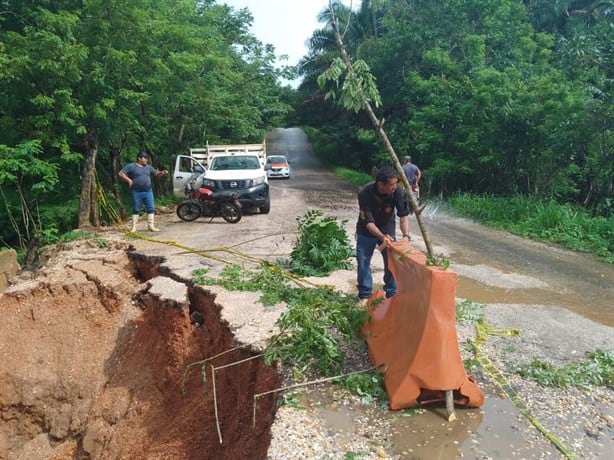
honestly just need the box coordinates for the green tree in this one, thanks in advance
[0,2,88,241]
[297,0,612,215]
[0,0,291,250]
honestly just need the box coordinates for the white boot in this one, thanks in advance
[130,215,139,232]
[147,213,159,232]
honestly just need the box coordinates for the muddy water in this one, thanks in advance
[299,385,561,459]
[423,211,614,327]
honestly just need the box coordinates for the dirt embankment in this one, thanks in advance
[0,238,278,459]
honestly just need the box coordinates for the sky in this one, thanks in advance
[221,0,353,86]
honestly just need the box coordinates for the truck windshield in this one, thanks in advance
[210,155,260,170]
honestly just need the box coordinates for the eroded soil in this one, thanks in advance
[0,239,278,459]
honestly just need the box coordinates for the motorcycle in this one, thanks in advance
[176,179,242,223]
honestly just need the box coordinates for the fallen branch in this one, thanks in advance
[251,364,384,429]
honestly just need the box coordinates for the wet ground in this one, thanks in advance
[302,384,556,458]
[265,127,613,459]
[3,128,610,459]
[425,211,614,327]
[268,127,613,327]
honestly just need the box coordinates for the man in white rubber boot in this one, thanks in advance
[118,151,168,232]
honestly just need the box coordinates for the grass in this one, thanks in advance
[456,299,486,324]
[286,210,354,276]
[335,372,388,406]
[325,166,612,264]
[446,193,613,263]
[332,167,372,187]
[193,263,368,377]
[516,349,614,390]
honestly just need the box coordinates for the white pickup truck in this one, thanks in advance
[173,143,270,214]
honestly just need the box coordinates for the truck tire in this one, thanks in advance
[259,199,271,214]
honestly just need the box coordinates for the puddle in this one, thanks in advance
[267,127,612,458]
[315,402,357,432]
[417,210,614,327]
[389,405,484,458]
[457,276,548,304]
[298,391,358,446]
[302,386,562,459]
[456,276,614,326]
[388,394,559,459]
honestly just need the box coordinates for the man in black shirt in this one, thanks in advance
[356,166,411,301]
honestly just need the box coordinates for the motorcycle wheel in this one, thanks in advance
[221,202,242,223]
[176,201,201,221]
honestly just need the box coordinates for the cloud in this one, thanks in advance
[222,1,329,65]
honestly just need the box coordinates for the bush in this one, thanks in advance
[447,193,613,263]
[289,210,354,276]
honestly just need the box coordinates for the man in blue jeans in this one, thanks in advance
[356,166,410,303]
[118,151,168,232]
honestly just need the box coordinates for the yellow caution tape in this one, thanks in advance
[125,232,576,459]
[469,321,576,459]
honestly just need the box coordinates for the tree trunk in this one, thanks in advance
[90,172,100,227]
[110,145,127,221]
[78,135,98,228]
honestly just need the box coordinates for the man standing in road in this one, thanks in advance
[118,151,168,232]
[402,155,421,200]
[356,166,411,303]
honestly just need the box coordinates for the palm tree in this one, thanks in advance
[297,0,387,90]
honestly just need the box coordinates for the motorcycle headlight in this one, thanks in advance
[202,179,217,188]
[252,175,266,186]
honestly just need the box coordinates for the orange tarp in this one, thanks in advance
[361,240,484,410]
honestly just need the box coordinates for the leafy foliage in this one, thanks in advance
[517,349,614,389]
[456,300,486,324]
[336,372,388,406]
[332,167,373,187]
[267,285,367,376]
[0,0,291,247]
[298,0,612,218]
[289,210,354,276]
[194,263,292,306]
[343,452,368,460]
[58,230,95,242]
[280,392,302,410]
[426,256,450,270]
[0,141,64,249]
[317,57,382,112]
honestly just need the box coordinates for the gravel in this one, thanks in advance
[135,196,613,460]
[262,297,614,459]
